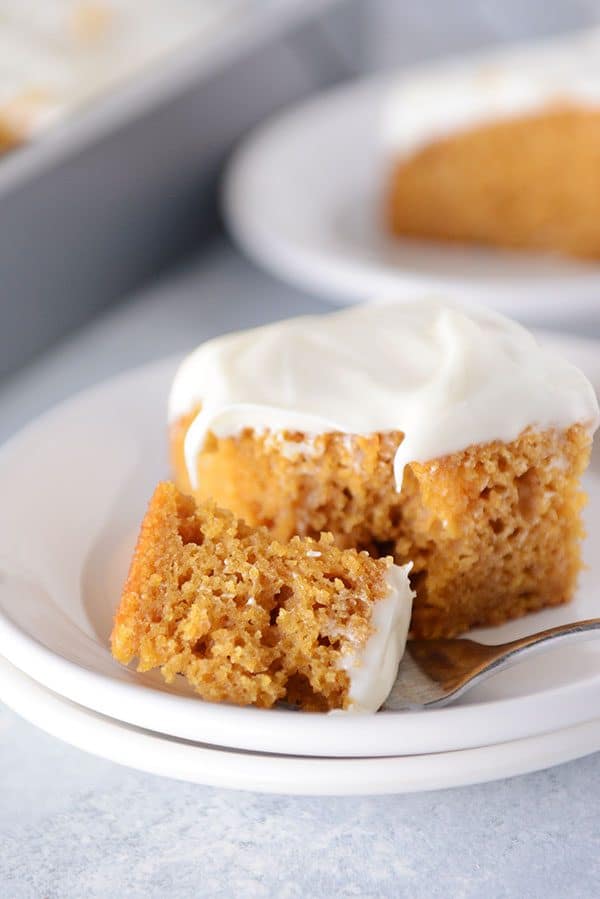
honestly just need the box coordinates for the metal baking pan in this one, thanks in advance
[0,0,350,379]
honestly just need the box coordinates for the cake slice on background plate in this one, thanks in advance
[382,28,600,258]
[169,300,599,638]
[111,482,414,712]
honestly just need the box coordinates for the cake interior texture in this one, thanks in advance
[172,415,592,639]
[0,122,19,154]
[111,482,396,710]
[386,107,600,259]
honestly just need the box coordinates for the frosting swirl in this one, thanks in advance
[169,300,599,490]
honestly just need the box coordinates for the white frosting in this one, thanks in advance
[381,27,600,159]
[338,562,414,713]
[168,300,599,491]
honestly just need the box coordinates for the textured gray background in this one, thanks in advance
[3,705,600,899]
[362,0,600,70]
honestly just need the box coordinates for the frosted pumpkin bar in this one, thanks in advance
[169,300,599,638]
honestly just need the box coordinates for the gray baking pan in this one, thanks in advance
[0,0,353,379]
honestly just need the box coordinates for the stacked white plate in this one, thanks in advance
[1,337,600,795]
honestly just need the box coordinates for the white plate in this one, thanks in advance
[0,336,599,758]
[223,76,600,317]
[2,655,599,795]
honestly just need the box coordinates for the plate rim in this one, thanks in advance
[0,335,599,758]
[2,655,600,795]
[222,73,600,314]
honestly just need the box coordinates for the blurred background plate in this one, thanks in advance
[223,73,600,320]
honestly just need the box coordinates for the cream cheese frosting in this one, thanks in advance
[381,27,600,160]
[168,300,599,491]
[338,562,414,713]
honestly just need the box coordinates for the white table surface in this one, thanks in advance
[2,238,600,898]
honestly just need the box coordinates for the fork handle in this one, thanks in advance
[501,617,600,656]
[404,618,600,709]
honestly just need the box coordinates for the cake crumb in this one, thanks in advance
[111,483,397,710]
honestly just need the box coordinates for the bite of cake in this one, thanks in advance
[169,300,599,639]
[111,482,414,711]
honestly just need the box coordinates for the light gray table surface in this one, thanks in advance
[2,238,600,899]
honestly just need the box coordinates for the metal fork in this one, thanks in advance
[383,618,600,710]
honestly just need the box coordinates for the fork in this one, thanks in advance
[383,618,600,710]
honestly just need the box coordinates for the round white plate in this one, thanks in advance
[2,655,599,795]
[0,336,599,758]
[223,77,600,317]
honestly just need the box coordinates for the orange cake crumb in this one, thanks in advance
[171,419,592,638]
[386,107,600,259]
[111,482,408,710]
